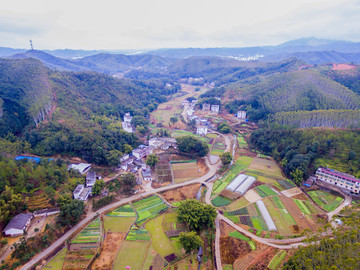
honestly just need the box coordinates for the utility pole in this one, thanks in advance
[30,40,33,50]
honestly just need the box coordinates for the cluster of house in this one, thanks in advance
[202,103,220,114]
[69,163,100,201]
[3,208,60,237]
[122,112,133,133]
[305,166,360,194]
[179,77,204,85]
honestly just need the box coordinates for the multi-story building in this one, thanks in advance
[132,145,151,159]
[237,110,247,119]
[202,103,211,111]
[315,167,360,194]
[211,105,220,113]
[122,112,133,133]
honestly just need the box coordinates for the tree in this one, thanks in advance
[120,173,136,195]
[290,168,304,186]
[217,122,231,134]
[170,117,178,125]
[177,199,217,231]
[92,179,105,196]
[179,231,203,254]
[56,194,72,208]
[176,136,209,157]
[220,152,232,165]
[58,199,85,226]
[146,154,158,168]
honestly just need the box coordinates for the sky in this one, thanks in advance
[1,0,360,50]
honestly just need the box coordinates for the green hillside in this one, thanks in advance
[0,58,178,165]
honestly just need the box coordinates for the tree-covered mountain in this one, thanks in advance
[0,58,179,165]
[10,50,176,74]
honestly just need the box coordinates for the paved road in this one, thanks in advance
[214,218,223,270]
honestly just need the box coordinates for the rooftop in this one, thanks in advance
[4,213,33,231]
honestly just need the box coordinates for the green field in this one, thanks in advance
[211,196,232,207]
[43,248,67,270]
[126,225,151,241]
[225,197,250,211]
[268,250,287,270]
[114,241,150,270]
[133,195,169,225]
[71,218,101,244]
[307,190,343,212]
[263,197,294,235]
[107,204,136,217]
[237,134,248,149]
[255,185,278,197]
[146,214,176,257]
[103,216,135,232]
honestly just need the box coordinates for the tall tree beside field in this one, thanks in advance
[58,199,85,226]
[146,154,158,167]
[176,136,209,157]
[177,199,217,231]
[220,152,232,165]
[179,231,203,254]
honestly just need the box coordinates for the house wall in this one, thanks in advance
[4,228,24,237]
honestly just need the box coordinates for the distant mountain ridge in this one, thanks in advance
[10,50,176,74]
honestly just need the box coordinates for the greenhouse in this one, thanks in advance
[234,176,256,195]
[256,200,277,231]
[226,174,248,192]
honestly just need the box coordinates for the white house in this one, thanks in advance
[68,163,92,175]
[211,105,220,113]
[33,208,60,218]
[142,167,152,181]
[86,170,97,187]
[3,213,33,237]
[237,110,246,119]
[132,145,150,159]
[202,103,211,111]
[73,184,92,201]
[122,113,133,133]
[196,126,208,136]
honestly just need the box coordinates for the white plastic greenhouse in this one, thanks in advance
[234,176,256,195]
[226,174,248,192]
[256,200,277,231]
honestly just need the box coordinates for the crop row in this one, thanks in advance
[293,199,311,215]
[211,196,232,207]
[255,185,277,198]
[227,207,249,216]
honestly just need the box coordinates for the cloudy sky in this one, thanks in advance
[1,0,360,50]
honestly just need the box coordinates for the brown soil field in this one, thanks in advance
[220,236,252,265]
[292,193,309,201]
[220,189,241,200]
[172,159,209,183]
[281,187,303,197]
[280,196,319,232]
[248,158,284,178]
[160,183,201,202]
[91,232,125,270]
[245,247,277,270]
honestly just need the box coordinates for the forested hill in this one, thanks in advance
[230,69,360,114]
[0,58,179,165]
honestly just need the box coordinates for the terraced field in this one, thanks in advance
[133,195,169,225]
[307,190,344,212]
[71,218,101,244]
[107,204,136,217]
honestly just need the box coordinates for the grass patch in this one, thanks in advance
[229,231,250,241]
[103,216,135,233]
[225,197,250,211]
[146,214,175,257]
[114,241,149,270]
[43,248,67,270]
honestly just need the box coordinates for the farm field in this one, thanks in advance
[71,218,101,244]
[225,197,250,211]
[211,195,232,207]
[212,156,254,195]
[171,160,208,183]
[237,133,248,149]
[146,214,178,257]
[106,204,136,217]
[133,195,169,225]
[246,157,285,179]
[255,185,278,198]
[103,216,135,233]
[113,240,151,270]
[151,84,207,125]
[26,192,53,210]
[272,179,296,191]
[307,190,344,212]
[268,250,287,270]
[210,136,226,156]
[127,225,151,241]
[43,248,67,270]
[160,183,201,203]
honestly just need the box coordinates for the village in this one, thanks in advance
[1,84,357,270]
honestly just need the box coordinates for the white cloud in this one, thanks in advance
[0,0,359,49]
